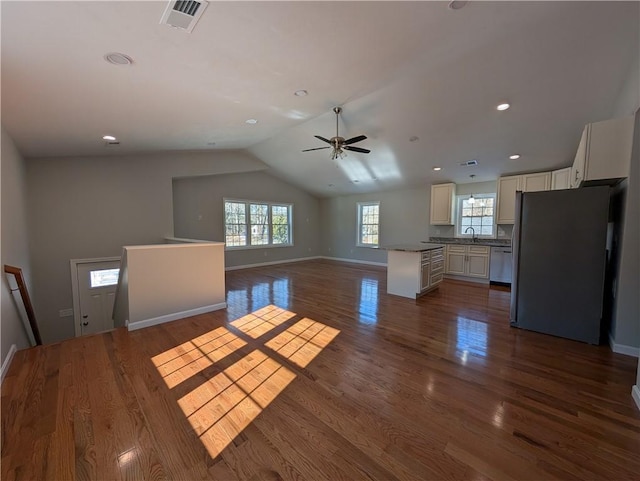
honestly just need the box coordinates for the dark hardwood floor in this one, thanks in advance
[2,259,639,480]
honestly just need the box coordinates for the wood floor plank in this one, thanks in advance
[1,259,639,480]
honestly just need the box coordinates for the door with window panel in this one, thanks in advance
[76,261,120,336]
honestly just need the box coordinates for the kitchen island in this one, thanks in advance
[383,243,445,299]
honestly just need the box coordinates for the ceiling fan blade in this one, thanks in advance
[302,146,331,152]
[343,146,371,154]
[314,135,332,144]
[343,135,367,145]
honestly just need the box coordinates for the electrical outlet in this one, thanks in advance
[59,308,73,318]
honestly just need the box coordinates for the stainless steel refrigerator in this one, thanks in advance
[509,186,611,344]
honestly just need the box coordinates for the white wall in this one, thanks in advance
[1,128,32,362]
[320,187,430,264]
[26,150,267,343]
[172,171,320,267]
[114,243,226,330]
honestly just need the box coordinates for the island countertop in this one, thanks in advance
[382,243,444,252]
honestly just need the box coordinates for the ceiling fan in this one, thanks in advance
[302,107,370,160]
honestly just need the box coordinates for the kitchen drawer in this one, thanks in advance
[430,248,444,260]
[447,244,466,253]
[431,259,444,274]
[421,251,431,261]
[469,245,490,255]
[430,272,444,285]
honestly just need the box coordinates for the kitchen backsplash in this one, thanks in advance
[428,223,513,240]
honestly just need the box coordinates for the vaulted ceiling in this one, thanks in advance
[2,1,638,196]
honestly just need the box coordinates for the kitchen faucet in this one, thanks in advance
[464,226,477,242]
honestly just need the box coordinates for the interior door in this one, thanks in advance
[76,261,120,336]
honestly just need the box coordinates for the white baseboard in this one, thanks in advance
[632,385,640,412]
[320,256,387,267]
[608,333,640,357]
[225,256,321,271]
[127,302,227,331]
[1,344,18,384]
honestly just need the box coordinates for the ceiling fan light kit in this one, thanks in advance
[302,107,371,160]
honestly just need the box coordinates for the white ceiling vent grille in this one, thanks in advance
[160,0,208,33]
[460,159,478,166]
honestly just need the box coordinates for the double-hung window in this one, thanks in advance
[357,201,380,247]
[456,194,496,238]
[224,199,293,248]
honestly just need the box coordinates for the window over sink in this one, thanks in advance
[455,194,496,238]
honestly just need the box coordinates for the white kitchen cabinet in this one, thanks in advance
[445,245,489,279]
[522,172,551,192]
[496,175,522,224]
[570,116,634,188]
[551,167,571,190]
[430,183,456,225]
[496,171,552,223]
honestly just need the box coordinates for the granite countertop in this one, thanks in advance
[383,243,445,252]
[427,237,511,247]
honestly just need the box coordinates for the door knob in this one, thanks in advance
[82,315,88,319]
[82,321,89,326]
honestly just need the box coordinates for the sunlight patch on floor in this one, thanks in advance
[265,318,340,368]
[230,304,296,338]
[178,349,296,458]
[151,307,340,459]
[151,327,247,389]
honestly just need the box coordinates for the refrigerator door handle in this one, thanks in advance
[509,191,523,324]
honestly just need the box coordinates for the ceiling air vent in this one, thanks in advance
[160,0,208,33]
[460,159,478,166]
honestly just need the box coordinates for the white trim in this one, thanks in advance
[608,333,640,358]
[1,344,18,384]
[356,201,380,248]
[127,302,227,331]
[320,256,387,267]
[225,256,321,271]
[70,256,121,337]
[632,385,640,412]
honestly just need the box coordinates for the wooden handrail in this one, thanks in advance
[4,265,43,345]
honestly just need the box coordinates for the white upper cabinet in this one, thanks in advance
[570,116,634,188]
[430,183,456,225]
[496,175,522,224]
[522,172,551,192]
[496,171,552,224]
[551,167,571,190]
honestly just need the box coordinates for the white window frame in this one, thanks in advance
[357,201,380,248]
[223,198,293,250]
[455,193,497,238]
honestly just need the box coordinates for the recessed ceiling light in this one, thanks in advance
[245,119,258,124]
[104,52,133,66]
[509,154,521,160]
[448,1,468,10]
[102,135,117,141]
[294,89,308,97]
[497,103,510,111]
[433,167,442,171]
